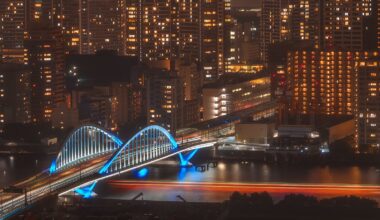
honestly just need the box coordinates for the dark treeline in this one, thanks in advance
[224,192,380,219]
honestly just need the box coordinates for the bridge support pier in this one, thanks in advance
[74,181,97,199]
[49,160,56,175]
[178,149,199,167]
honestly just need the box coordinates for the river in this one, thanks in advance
[1,154,380,203]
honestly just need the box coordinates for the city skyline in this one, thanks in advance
[1,1,380,219]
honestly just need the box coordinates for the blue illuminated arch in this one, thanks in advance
[54,124,123,173]
[99,125,177,174]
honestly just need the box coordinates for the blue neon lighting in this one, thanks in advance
[178,167,187,181]
[74,181,97,199]
[179,148,199,166]
[99,125,178,174]
[108,133,123,146]
[49,160,56,174]
[54,125,123,173]
[135,168,149,178]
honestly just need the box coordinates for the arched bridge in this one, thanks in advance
[1,125,216,219]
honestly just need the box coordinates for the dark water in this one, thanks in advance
[94,160,380,202]
[104,161,380,185]
[0,154,54,188]
[2,154,380,202]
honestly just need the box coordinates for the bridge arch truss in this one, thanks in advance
[55,125,123,172]
[99,125,178,174]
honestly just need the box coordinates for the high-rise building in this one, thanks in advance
[377,0,380,49]
[288,0,321,48]
[24,25,65,123]
[80,0,125,55]
[125,0,180,61]
[178,0,200,61]
[0,0,28,63]
[228,8,261,65]
[59,0,84,54]
[111,82,145,127]
[52,0,126,55]
[0,63,31,132]
[125,0,226,83]
[199,0,226,82]
[357,57,380,152]
[27,0,62,26]
[362,0,377,50]
[147,69,184,133]
[261,0,281,65]
[322,0,367,50]
[287,50,378,116]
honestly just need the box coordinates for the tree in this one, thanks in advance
[320,196,378,209]
[277,194,318,208]
[249,192,274,208]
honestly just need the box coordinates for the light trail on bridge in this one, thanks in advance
[0,124,221,220]
[107,180,380,202]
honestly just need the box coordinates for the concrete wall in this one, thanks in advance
[328,119,355,144]
[235,123,275,144]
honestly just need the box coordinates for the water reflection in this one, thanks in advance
[0,155,53,188]
[98,161,380,202]
[1,154,380,202]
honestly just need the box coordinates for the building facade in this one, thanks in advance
[287,50,378,116]
[0,64,31,132]
[357,57,380,152]
[146,69,184,133]
[24,25,65,123]
[0,0,28,63]
[261,0,282,66]
[202,74,271,120]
